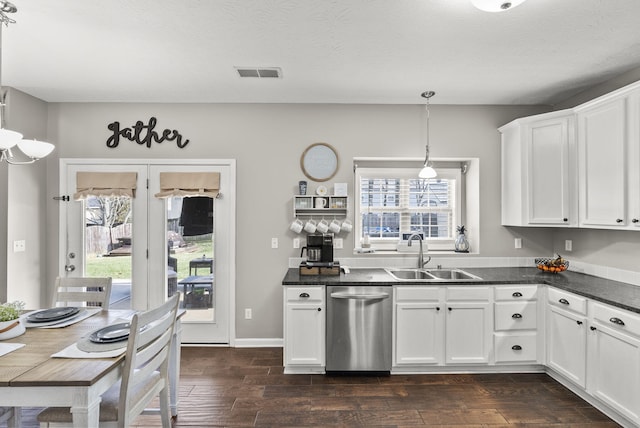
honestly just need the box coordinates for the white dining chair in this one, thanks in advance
[37,293,181,427]
[52,276,112,309]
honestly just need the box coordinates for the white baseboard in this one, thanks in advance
[234,338,283,348]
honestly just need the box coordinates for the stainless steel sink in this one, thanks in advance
[385,268,482,282]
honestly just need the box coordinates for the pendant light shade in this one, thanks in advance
[0,1,55,165]
[471,0,527,12]
[419,91,437,179]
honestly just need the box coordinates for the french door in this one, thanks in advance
[60,159,235,344]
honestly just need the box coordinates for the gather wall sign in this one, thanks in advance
[106,117,190,149]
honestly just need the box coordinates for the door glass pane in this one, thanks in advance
[84,195,132,309]
[167,196,215,323]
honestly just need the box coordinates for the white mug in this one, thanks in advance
[315,197,327,208]
[304,219,317,233]
[317,219,329,233]
[341,219,353,233]
[290,218,304,234]
[329,219,341,234]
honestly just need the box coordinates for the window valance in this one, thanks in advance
[74,172,137,200]
[154,172,220,198]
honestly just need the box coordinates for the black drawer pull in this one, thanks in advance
[590,326,597,331]
[577,320,583,325]
[512,292,523,298]
[512,313,523,319]
[610,317,625,326]
[511,345,522,351]
[558,298,570,305]
[299,292,310,298]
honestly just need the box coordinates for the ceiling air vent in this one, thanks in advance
[235,67,282,78]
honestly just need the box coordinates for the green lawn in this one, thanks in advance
[86,240,213,280]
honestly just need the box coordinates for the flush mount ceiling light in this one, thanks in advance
[418,91,437,179]
[471,0,527,12]
[0,0,54,165]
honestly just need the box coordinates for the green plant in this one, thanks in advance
[0,301,25,322]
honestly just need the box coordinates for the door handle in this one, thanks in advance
[330,292,389,300]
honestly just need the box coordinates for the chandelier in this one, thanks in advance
[0,1,54,164]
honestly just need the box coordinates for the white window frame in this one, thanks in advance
[355,166,462,252]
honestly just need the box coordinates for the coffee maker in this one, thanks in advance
[302,233,334,267]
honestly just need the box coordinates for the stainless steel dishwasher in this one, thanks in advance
[326,285,392,374]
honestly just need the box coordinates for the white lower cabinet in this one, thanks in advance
[283,286,325,372]
[393,287,444,366]
[445,287,493,365]
[587,302,640,424]
[494,285,540,364]
[547,297,587,388]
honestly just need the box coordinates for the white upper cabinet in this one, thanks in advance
[501,79,640,231]
[500,110,577,227]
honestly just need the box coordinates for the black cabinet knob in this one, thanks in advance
[317,308,322,312]
[616,218,624,223]
[577,320,583,325]
[563,218,568,222]
[610,317,625,326]
[633,219,639,223]
[436,307,440,311]
[448,307,452,311]
[590,326,597,331]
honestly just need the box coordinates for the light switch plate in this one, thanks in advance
[334,238,343,249]
[271,238,278,249]
[293,238,300,249]
[13,240,25,252]
[514,238,522,249]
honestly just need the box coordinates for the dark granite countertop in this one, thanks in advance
[282,267,640,314]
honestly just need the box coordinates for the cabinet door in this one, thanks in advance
[589,323,640,423]
[578,97,627,227]
[394,302,443,365]
[284,303,325,367]
[445,302,492,364]
[527,117,575,225]
[547,305,587,387]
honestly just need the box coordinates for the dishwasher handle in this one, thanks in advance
[330,291,390,300]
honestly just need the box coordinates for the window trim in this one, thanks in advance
[355,165,462,252]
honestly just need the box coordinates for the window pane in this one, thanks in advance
[362,212,399,238]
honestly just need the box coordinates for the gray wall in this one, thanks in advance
[43,102,550,339]
[1,89,49,305]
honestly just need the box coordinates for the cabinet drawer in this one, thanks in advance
[495,285,538,301]
[285,287,324,302]
[494,333,537,363]
[495,302,538,331]
[592,302,640,337]
[548,288,587,315]
[395,286,440,301]
[447,287,491,301]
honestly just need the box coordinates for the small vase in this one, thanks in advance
[0,318,25,340]
[454,232,470,253]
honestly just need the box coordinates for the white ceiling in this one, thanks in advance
[3,0,640,105]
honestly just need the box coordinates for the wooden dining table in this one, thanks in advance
[0,308,183,428]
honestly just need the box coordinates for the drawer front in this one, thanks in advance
[495,302,538,331]
[548,287,587,315]
[494,333,538,363]
[395,286,440,302]
[592,302,640,337]
[447,287,491,301]
[495,285,538,301]
[285,287,324,302]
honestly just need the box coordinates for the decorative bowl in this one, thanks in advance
[535,257,569,273]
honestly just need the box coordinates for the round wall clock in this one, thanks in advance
[300,142,339,182]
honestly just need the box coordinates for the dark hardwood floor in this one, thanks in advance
[11,347,620,427]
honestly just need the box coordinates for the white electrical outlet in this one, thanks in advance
[293,238,300,249]
[244,308,252,319]
[565,240,573,252]
[514,238,522,249]
[334,238,343,249]
[271,238,278,249]
[13,240,25,253]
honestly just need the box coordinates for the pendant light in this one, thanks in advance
[0,1,54,165]
[418,91,437,179]
[470,0,527,12]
